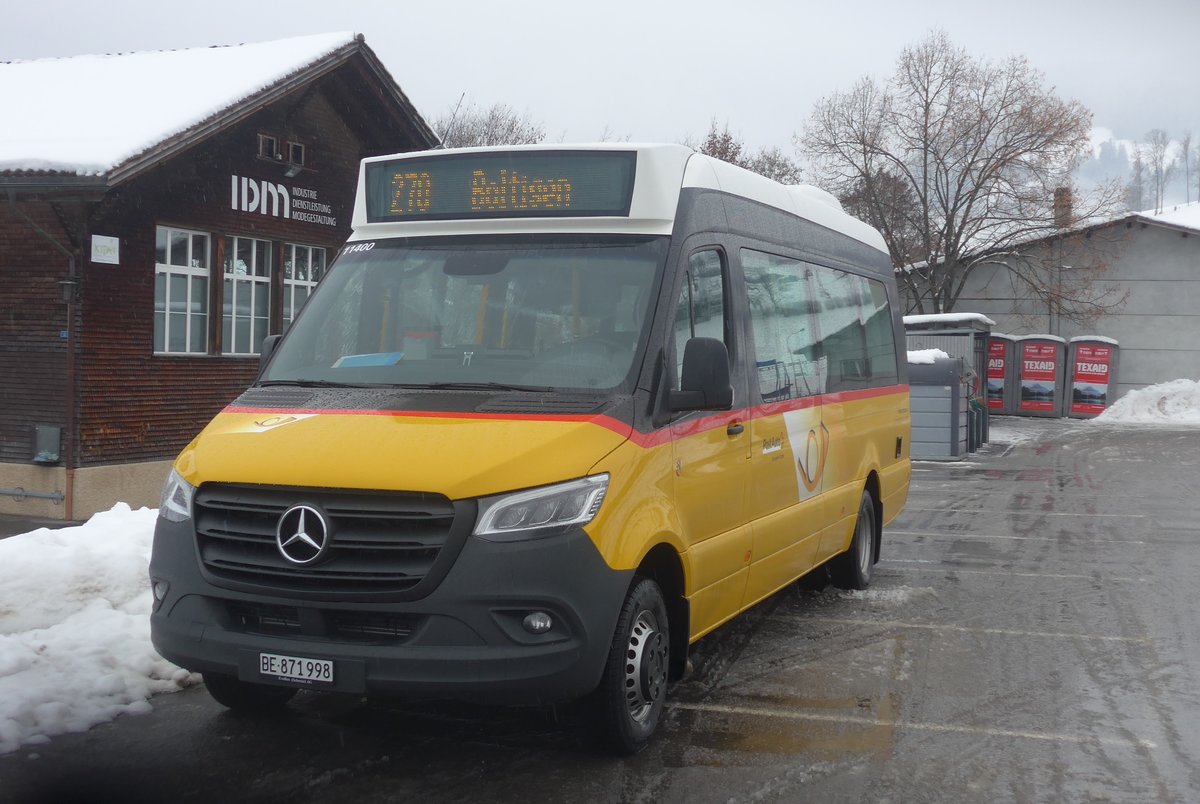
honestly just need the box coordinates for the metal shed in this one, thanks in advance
[904,313,995,449]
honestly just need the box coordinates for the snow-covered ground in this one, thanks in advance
[1,378,1197,755]
[0,505,196,755]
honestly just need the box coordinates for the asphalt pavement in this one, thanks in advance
[3,416,1200,803]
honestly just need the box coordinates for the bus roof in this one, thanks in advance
[351,143,888,254]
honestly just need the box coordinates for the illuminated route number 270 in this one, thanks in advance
[390,171,433,214]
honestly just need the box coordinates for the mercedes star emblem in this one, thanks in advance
[276,505,330,565]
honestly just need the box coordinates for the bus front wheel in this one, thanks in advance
[594,576,670,755]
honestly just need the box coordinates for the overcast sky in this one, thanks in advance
[3,0,1197,154]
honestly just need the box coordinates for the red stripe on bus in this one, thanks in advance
[223,405,635,438]
[223,384,909,451]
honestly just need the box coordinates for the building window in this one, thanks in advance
[287,141,305,167]
[223,236,272,354]
[283,243,326,330]
[154,226,210,354]
[258,133,278,160]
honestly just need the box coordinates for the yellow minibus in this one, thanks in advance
[150,144,911,753]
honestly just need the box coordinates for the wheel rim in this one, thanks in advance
[856,503,873,578]
[623,609,668,724]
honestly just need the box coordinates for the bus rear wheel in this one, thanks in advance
[830,490,876,590]
[594,576,670,755]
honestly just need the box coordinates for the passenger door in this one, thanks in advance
[670,247,751,636]
[740,249,828,604]
[810,266,874,563]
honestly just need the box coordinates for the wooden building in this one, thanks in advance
[0,33,437,519]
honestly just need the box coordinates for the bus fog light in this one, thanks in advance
[151,579,170,611]
[522,612,553,634]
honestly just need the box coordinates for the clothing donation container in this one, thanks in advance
[1014,335,1067,417]
[1065,337,1120,419]
[986,334,1018,415]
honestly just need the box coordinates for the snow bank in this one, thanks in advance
[907,348,950,365]
[0,505,197,755]
[1095,379,1200,424]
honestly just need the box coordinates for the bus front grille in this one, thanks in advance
[194,484,461,598]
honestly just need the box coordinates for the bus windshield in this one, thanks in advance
[263,236,669,391]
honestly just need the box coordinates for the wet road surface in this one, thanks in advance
[4,417,1200,802]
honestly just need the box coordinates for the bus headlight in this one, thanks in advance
[159,468,196,523]
[474,475,609,542]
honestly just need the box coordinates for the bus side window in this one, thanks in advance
[811,265,870,392]
[862,277,899,386]
[742,248,821,401]
[673,250,727,388]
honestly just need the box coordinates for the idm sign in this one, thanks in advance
[230,175,290,219]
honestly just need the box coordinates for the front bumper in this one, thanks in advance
[149,516,632,705]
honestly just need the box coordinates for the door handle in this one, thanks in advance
[727,422,745,437]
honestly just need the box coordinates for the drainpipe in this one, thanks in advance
[7,190,78,520]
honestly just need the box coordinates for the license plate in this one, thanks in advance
[258,652,334,685]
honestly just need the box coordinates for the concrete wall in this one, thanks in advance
[953,222,1200,402]
[0,459,171,520]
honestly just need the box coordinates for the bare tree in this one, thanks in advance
[597,125,632,143]
[1177,130,1192,204]
[697,120,746,165]
[799,30,1124,321]
[1144,129,1175,213]
[1195,139,1200,204]
[746,146,804,184]
[433,98,545,149]
[1127,147,1146,211]
[694,120,803,184]
[838,169,924,269]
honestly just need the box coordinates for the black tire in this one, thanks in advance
[593,577,670,755]
[203,672,297,713]
[830,490,876,591]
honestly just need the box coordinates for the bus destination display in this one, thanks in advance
[365,151,637,222]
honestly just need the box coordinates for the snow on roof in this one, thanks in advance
[910,200,1200,273]
[0,32,357,176]
[907,348,950,364]
[1016,334,1067,344]
[990,333,1017,341]
[1139,201,1200,232]
[903,313,997,327]
[1070,335,1119,345]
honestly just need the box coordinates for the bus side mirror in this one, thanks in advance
[259,334,282,373]
[670,337,734,411]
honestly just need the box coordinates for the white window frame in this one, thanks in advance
[258,133,278,160]
[286,141,305,167]
[223,236,273,355]
[154,226,210,355]
[283,243,326,330]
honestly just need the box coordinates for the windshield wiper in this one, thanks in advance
[417,381,557,393]
[258,379,373,389]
